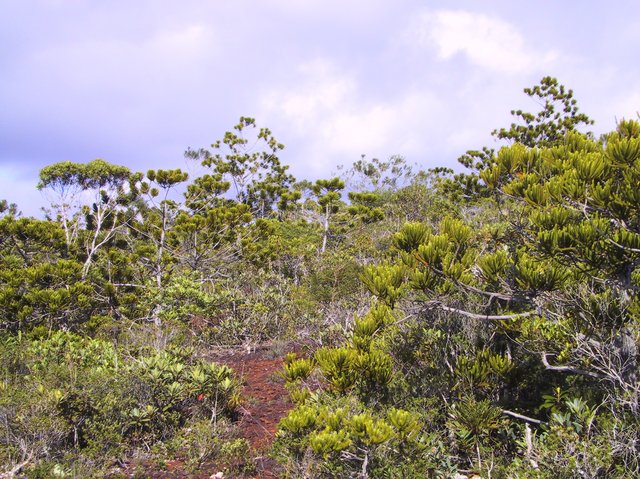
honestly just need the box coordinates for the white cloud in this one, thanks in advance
[408,9,556,75]
[260,59,445,177]
[263,59,357,128]
[30,23,216,95]
[612,90,640,121]
[263,0,388,17]
[148,24,213,59]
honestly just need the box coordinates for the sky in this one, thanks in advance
[1,0,639,216]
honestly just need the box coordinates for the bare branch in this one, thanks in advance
[429,302,535,321]
[541,352,604,379]
[0,451,33,479]
[502,409,544,425]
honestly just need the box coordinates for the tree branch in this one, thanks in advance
[502,409,544,425]
[0,452,33,479]
[541,352,604,379]
[413,253,529,303]
[429,302,535,321]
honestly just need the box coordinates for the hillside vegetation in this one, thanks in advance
[1,77,639,478]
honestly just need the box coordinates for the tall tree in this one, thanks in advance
[492,76,594,148]
[311,177,345,253]
[390,121,640,413]
[38,159,134,278]
[186,116,295,217]
[455,77,595,198]
[131,169,189,289]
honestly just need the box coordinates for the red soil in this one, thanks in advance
[117,345,293,479]
[217,346,292,477]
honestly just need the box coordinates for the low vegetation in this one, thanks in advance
[1,77,639,477]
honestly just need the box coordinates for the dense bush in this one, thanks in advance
[0,332,242,476]
[2,79,638,477]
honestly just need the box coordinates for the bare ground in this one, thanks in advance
[116,344,294,479]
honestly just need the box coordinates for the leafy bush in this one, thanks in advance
[0,332,242,476]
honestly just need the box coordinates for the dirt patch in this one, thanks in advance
[116,344,294,479]
[209,346,293,478]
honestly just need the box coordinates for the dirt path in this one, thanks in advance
[222,350,292,477]
[117,345,293,479]
[230,358,290,451]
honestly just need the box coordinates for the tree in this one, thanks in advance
[342,154,413,192]
[276,123,640,475]
[346,192,384,224]
[492,76,594,148]
[455,77,595,197]
[186,117,295,217]
[274,84,639,476]
[0,215,100,332]
[385,121,640,431]
[131,169,189,289]
[38,159,135,279]
[0,199,18,218]
[170,204,253,278]
[311,177,345,253]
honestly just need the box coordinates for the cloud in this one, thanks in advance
[4,0,635,216]
[612,90,640,121]
[408,9,556,75]
[0,165,43,217]
[260,59,445,177]
[263,59,356,128]
[0,21,219,168]
[264,0,389,18]
[30,22,215,95]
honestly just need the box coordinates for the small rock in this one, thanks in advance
[209,473,224,479]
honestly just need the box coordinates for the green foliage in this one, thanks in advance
[305,251,364,305]
[5,82,640,478]
[455,348,514,393]
[347,191,385,224]
[449,396,505,440]
[447,396,508,465]
[38,159,136,279]
[311,177,345,253]
[186,116,295,216]
[274,85,640,478]
[361,264,407,308]
[0,257,97,332]
[492,76,594,148]
[0,199,18,217]
[309,428,352,457]
[281,356,315,383]
[0,332,242,475]
[38,159,131,193]
[130,352,240,437]
[350,304,393,351]
[315,347,359,394]
[166,419,250,472]
[393,221,431,253]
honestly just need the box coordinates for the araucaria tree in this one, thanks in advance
[275,79,640,477]
[3,81,640,478]
[186,116,296,217]
[38,159,134,279]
